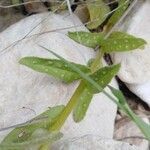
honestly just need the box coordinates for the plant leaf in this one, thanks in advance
[101,32,146,52]
[0,132,63,150]
[19,57,90,83]
[68,31,104,48]
[105,0,130,32]
[73,87,93,122]
[108,31,136,39]
[73,64,120,122]
[1,105,64,146]
[87,64,120,93]
[108,86,150,140]
[87,0,110,29]
[108,85,126,105]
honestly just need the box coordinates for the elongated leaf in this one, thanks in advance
[101,32,146,52]
[73,87,93,122]
[109,31,136,39]
[108,85,126,105]
[1,105,64,145]
[87,0,110,29]
[108,86,150,140]
[68,31,104,48]
[0,132,63,150]
[19,57,90,83]
[73,64,120,122]
[87,64,120,93]
[101,38,146,52]
[130,113,150,141]
[105,0,130,32]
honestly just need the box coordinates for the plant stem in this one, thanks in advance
[90,50,104,73]
[40,47,104,149]
[39,82,86,150]
[48,50,104,132]
[49,81,86,131]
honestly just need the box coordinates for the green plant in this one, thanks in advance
[1,0,150,149]
[0,30,149,150]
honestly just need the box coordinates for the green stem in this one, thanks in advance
[40,49,104,150]
[40,50,104,149]
[90,50,104,73]
[49,81,86,131]
[48,50,104,132]
[39,81,85,150]
[39,82,86,150]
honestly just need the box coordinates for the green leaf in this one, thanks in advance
[108,86,150,140]
[101,32,146,52]
[88,64,120,93]
[19,57,90,83]
[0,132,63,150]
[130,114,150,141]
[105,0,130,32]
[108,31,136,39]
[68,31,104,48]
[87,0,110,29]
[73,87,93,122]
[108,85,126,105]
[73,64,120,122]
[1,105,64,147]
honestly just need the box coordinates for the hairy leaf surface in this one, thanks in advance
[19,57,90,83]
[68,31,104,48]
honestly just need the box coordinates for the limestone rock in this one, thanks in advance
[52,135,140,150]
[0,12,117,142]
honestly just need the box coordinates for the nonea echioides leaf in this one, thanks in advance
[19,57,90,83]
[101,32,147,52]
[73,87,93,122]
[68,31,104,48]
[0,106,64,149]
[88,64,120,93]
[73,64,120,122]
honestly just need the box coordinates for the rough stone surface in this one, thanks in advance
[52,135,140,150]
[114,116,150,150]
[111,0,150,106]
[0,12,118,142]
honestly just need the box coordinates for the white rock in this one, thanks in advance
[111,0,150,106]
[52,135,140,150]
[0,12,118,143]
